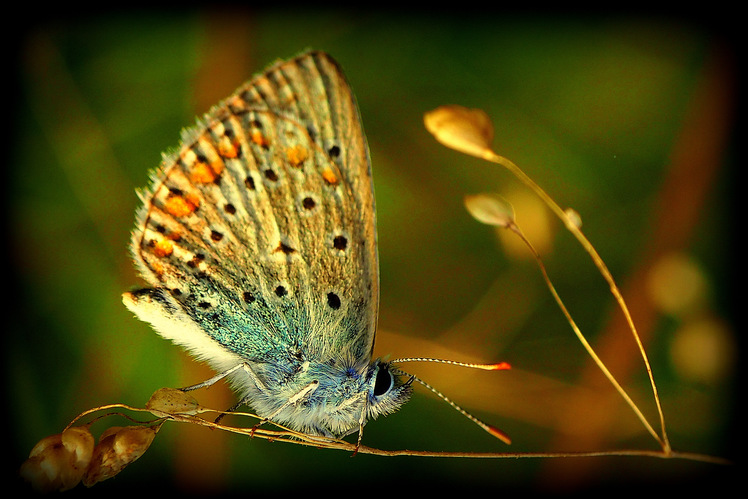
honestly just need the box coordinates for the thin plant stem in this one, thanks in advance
[506,220,663,447]
[351,446,729,463]
[485,150,670,453]
[52,395,728,471]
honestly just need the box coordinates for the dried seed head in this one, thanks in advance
[424,105,495,159]
[20,426,95,492]
[464,193,515,228]
[82,426,158,487]
[564,207,582,229]
[146,387,202,415]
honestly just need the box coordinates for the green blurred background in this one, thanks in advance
[10,10,737,492]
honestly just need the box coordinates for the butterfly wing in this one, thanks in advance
[124,51,379,376]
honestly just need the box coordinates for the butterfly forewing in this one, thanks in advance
[130,51,379,368]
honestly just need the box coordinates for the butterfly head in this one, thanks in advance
[362,359,414,422]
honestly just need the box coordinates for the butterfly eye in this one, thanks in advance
[373,366,394,397]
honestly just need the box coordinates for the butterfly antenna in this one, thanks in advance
[390,359,512,445]
[391,357,511,372]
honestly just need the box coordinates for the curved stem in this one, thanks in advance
[487,151,670,453]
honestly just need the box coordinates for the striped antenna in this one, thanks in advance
[391,357,511,371]
[390,358,512,445]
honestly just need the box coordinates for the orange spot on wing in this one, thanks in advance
[211,160,224,176]
[164,193,199,217]
[251,130,269,148]
[190,162,216,183]
[150,260,165,277]
[218,137,240,158]
[153,238,174,257]
[185,192,201,208]
[321,167,339,185]
[189,156,224,184]
[227,96,247,111]
[286,145,308,167]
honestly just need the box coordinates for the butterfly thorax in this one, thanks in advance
[233,357,412,438]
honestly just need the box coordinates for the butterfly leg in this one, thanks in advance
[215,393,252,425]
[351,395,368,456]
[179,362,265,392]
[177,363,268,424]
[250,380,320,436]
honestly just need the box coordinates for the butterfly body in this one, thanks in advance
[123,51,412,438]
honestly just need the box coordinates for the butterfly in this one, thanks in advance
[122,50,509,447]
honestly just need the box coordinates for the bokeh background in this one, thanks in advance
[10,10,737,493]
